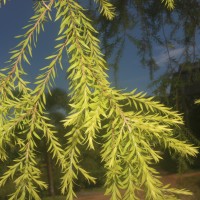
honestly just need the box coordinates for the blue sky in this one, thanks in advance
[0,0,176,95]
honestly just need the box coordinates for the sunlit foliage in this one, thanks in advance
[0,0,198,200]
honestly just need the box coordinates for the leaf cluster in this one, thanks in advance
[0,0,199,200]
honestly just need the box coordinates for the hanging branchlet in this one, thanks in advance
[0,0,69,199]
[162,0,175,10]
[0,104,48,200]
[0,0,54,95]
[0,0,54,163]
[94,0,116,20]
[55,0,100,197]
[0,0,198,200]
[4,27,71,198]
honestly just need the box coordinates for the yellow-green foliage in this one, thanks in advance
[0,0,198,200]
[195,99,200,104]
[162,0,175,9]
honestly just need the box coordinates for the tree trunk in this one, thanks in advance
[46,152,55,196]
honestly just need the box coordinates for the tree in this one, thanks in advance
[0,0,198,200]
[88,0,200,90]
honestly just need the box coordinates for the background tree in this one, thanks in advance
[87,0,200,80]
[0,1,198,200]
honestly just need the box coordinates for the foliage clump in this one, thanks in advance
[0,0,198,200]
